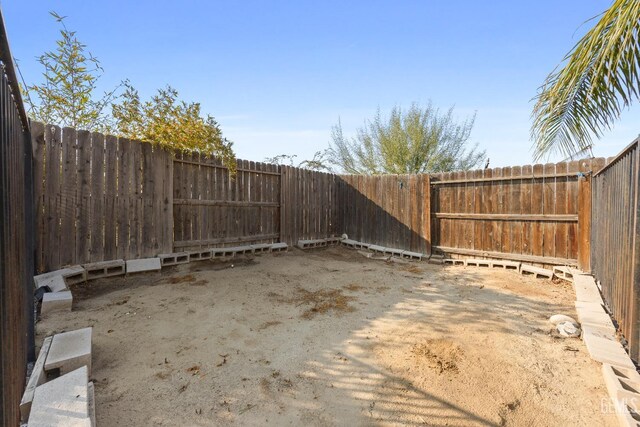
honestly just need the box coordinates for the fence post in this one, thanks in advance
[632,147,640,361]
[424,174,432,256]
[577,173,592,272]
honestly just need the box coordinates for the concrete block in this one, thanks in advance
[444,258,466,266]
[324,237,342,245]
[126,257,161,274]
[83,260,125,280]
[188,249,212,262]
[341,239,357,249]
[490,260,521,271]
[28,366,91,427]
[227,245,254,255]
[520,264,554,279]
[583,334,635,370]
[158,252,189,267]
[251,243,272,254]
[270,242,288,253]
[552,266,574,281]
[384,247,404,257]
[355,242,369,250]
[88,381,95,427]
[574,274,604,304]
[36,275,68,293]
[583,324,617,342]
[428,257,445,265]
[210,248,234,259]
[20,337,53,422]
[368,244,386,253]
[575,302,616,333]
[466,259,491,268]
[603,364,640,398]
[41,291,73,315]
[45,328,92,377]
[35,266,86,289]
[400,250,423,261]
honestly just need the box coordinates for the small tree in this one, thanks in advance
[112,82,236,172]
[25,12,119,132]
[328,103,486,174]
[265,149,332,172]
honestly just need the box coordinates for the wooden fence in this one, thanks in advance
[0,11,35,425]
[31,123,173,272]
[337,174,431,255]
[430,159,605,267]
[591,139,640,360]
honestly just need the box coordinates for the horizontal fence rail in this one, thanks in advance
[591,139,640,360]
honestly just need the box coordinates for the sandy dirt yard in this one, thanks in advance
[37,247,619,426]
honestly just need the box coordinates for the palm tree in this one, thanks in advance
[531,0,640,160]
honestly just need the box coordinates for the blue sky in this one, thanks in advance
[4,1,639,167]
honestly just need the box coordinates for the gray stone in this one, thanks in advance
[520,264,554,279]
[41,291,73,315]
[45,328,92,377]
[557,321,581,338]
[20,337,53,422]
[126,258,161,274]
[28,366,91,427]
[158,252,189,266]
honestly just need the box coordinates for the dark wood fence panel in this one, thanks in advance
[337,174,431,255]
[430,160,604,266]
[31,123,173,270]
[0,20,35,424]
[591,139,640,360]
[172,156,282,250]
[279,166,339,245]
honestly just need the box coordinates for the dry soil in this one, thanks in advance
[37,246,619,426]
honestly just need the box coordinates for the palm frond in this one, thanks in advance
[531,0,640,160]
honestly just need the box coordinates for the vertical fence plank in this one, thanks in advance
[104,135,118,260]
[59,127,76,268]
[75,130,92,264]
[89,131,105,261]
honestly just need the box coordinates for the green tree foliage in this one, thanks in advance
[24,12,119,131]
[265,149,332,172]
[328,104,485,174]
[112,82,236,172]
[531,0,640,160]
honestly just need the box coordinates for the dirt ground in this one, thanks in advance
[37,247,619,426]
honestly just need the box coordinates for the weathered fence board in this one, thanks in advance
[0,14,35,423]
[431,160,604,266]
[591,139,640,360]
[32,124,173,270]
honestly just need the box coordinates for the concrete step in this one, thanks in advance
[41,291,73,315]
[28,366,91,427]
[20,337,53,422]
[45,328,92,377]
